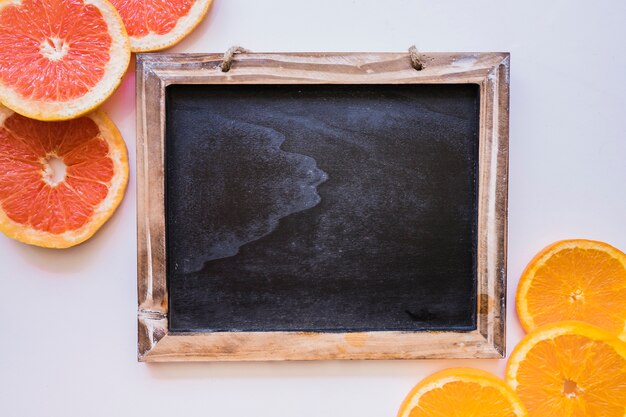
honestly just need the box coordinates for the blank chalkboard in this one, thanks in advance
[136,52,509,361]
[165,83,480,333]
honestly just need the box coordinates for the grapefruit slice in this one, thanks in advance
[506,321,626,417]
[516,239,626,339]
[109,0,212,52]
[0,0,130,121]
[0,105,128,248]
[397,368,528,417]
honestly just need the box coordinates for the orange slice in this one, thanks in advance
[506,321,626,417]
[516,239,626,339]
[0,0,130,121]
[0,105,128,248]
[109,0,212,52]
[397,368,528,417]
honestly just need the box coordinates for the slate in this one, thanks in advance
[165,84,479,332]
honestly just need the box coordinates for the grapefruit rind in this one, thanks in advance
[516,239,626,339]
[126,0,212,52]
[0,107,129,248]
[0,0,131,121]
[397,368,528,417]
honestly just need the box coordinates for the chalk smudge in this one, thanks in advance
[173,117,327,274]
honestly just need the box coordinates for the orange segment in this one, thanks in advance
[0,105,128,248]
[516,239,626,339]
[109,0,212,52]
[0,0,130,121]
[397,368,528,417]
[506,321,626,417]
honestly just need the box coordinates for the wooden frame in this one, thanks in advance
[136,51,510,362]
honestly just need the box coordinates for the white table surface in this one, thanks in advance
[2,1,625,415]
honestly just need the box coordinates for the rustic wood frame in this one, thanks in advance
[137,51,510,362]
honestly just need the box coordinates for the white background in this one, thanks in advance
[2,0,626,416]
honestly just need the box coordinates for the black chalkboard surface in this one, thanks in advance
[165,83,480,333]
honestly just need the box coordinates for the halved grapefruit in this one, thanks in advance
[0,105,128,248]
[109,0,212,52]
[0,0,130,121]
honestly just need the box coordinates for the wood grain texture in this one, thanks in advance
[136,51,510,361]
